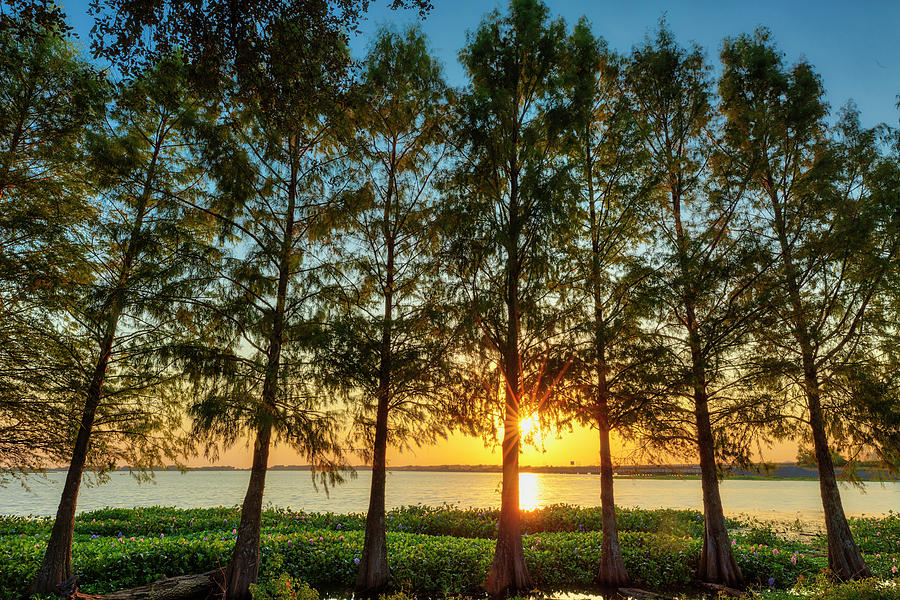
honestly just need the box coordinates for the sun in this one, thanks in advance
[518,415,542,446]
[519,416,536,436]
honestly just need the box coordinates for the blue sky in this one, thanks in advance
[60,0,899,126]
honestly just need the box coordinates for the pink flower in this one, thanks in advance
[892,566,898,574]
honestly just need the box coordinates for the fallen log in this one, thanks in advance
[63,570,225,600]
[102,570,224,600]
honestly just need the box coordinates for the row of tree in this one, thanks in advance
[2,0,898,598]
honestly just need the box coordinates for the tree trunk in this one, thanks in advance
[596,418,624,584]
[597,422,628,587]
[769,192,870,581]
[224,150,295,600]
[356,142,398,595]
[356,204,395,593]
[668,176,742,587]
[58,570,223,600]
[28,126,164,596]
[695,390,743,587]
[804,363,870,579]
[485,184,531,597]
[589,174,628,588]
[28,337,114,595]
[485,343,533,597]
[224,423,272,600]
[356,400,390,594]
[485,409,531,598]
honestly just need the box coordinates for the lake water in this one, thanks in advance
[2,470,897,524]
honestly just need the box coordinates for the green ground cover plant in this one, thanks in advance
[847,513,900,554]
[0,504,714,539]
[1,506,897,600]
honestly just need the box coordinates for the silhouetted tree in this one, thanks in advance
[559,18,661,588]
[0,1,106,476]
[28,56,215,595]
[90,0,432,86]
[185,15,349,600]
[315,25,454,595]
[626,25,756,587]
[719,29,900,579]
[446,0,569,595]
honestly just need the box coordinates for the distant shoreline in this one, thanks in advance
[29,462,895,481]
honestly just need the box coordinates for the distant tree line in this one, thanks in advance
[1,0,898,598]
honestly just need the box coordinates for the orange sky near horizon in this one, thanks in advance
[188,422,798,469]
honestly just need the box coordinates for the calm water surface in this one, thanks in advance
[2,470,897,523]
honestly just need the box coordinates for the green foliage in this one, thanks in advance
[3,1,900,597]
[723,28,900,475]
[250,575,318,600]
[720,26,900,575]
[846,513,900,554]
[64,54,218,474]
[251,555,319,600]
[811,579,900,600]
[318,23,454,459]
[733,520,789,549]
[733,543,823,587]
[558,16,664,441]
[183,4,348,475]
[0,504,710,539]
[1,506,899,600]
[0,1,107,290]
[444,0,573,436]
[90,0,431,91]
[0,0,109,474]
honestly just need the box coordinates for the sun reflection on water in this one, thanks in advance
[519,472,540,511]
